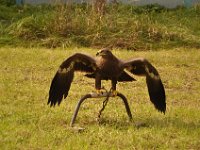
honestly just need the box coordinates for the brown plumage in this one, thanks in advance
[48,48,166,113]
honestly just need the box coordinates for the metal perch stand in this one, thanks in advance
[70,91,133,127]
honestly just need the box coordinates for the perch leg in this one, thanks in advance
[70,94,91,127]
[117,93,133,121]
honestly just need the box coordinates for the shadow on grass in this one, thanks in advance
[74,115,199,130]
[146,116,200,129]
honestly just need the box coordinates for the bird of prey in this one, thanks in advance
[48,48,166,113]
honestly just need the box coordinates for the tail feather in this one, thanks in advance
[85,71,136,82]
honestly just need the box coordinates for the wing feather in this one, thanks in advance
[48,53,97,107]
[117,71,136,82]
[123,58,166,113]
[84,71,136,82]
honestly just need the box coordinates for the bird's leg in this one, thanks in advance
[111,79,118,96]
[95,74,105,95]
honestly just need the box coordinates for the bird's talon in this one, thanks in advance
[111,90,118,96]
[96,89,105,95]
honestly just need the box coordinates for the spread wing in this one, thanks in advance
[48,53,97,107]
[123,58,166,113]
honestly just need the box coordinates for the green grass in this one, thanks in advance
[0,4,200,49]
[0,47,200,149]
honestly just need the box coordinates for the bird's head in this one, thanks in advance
[96,48,113,58]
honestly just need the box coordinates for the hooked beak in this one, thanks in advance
[96,50,106,56]
[96,52,100,56]
[96,50,102,56]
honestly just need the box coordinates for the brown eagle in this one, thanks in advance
[48,48,166,113]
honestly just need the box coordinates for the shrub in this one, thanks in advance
[2,4,200,49]
[0,0,15,6]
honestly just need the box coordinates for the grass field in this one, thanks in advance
[0,47,200,149]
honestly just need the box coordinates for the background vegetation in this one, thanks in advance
[0,3,200,50]
[0,47,200,149]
